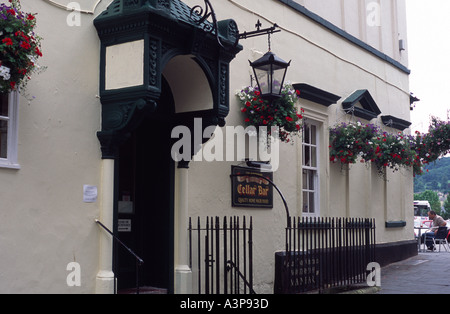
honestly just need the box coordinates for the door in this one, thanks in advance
[116,79,175,293]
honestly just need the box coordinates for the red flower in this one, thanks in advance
[241,108,247,113]
[285,116,293,122]
[7,9,15,15]
[35,47,43,57]
[27,14,35,21]
[20,41,31,50]
[10,82,16,90]
[15,31,29,43]
[245,118,250,123]
[254,90,261,96]
[2,38,13,46]
[246,101,251,107]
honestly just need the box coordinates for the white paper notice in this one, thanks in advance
[83,185,98,203]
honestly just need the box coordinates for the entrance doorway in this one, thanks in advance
[116,78,175,294]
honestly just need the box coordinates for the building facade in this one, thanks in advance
[0,0,415,294]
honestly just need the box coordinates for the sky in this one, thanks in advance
[406,0,450,133]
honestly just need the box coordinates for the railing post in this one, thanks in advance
[223,217,228,294]
[215,217,220,295]
[205,218,210,295]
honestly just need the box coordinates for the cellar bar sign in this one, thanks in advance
[231,166,273,209]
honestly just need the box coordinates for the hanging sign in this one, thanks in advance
[231,166,273,209]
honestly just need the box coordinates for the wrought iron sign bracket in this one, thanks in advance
[238,20,281,40]
[190,1,280,50]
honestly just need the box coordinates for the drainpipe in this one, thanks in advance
[95,158,116,294]
[175,161,192,294]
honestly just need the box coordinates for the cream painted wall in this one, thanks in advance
[0,0,412,294]
[284,0,409,66]
[0,0,111,293]
[184,0,413,293]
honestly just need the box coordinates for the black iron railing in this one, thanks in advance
[276,217,376,294]
[95,219,144,294]
[189,216,255,294]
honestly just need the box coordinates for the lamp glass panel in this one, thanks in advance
[271,67,286,95]
[253,67,270,95]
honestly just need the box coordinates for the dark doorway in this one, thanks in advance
[116,77,175,294]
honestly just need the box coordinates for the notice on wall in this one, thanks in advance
[83,185,98,203]
[231,166,273,209]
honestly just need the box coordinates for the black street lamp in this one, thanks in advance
[249,51,291,101]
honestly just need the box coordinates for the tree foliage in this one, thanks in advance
[414,157,450,194]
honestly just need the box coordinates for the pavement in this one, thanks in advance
[376,251,450,294]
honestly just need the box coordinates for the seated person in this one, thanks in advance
[421,211,448,250]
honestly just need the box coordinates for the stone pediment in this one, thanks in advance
[342,90,381,121]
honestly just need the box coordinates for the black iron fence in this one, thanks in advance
[189,216,255,294]
[275,217,376,294]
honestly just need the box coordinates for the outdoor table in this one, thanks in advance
[415,227,431,252]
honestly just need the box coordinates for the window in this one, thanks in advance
[302,122,319,216]
[0,92,19,169]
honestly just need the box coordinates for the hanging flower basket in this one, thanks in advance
[330,117,450,177]
[414,117,450,166]
[236,83,304,143]
[329,122,419,176]
[0,0,44,94]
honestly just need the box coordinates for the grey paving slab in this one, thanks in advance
[377,252,450,294]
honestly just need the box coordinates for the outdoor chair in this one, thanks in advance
[432,227,450,252]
